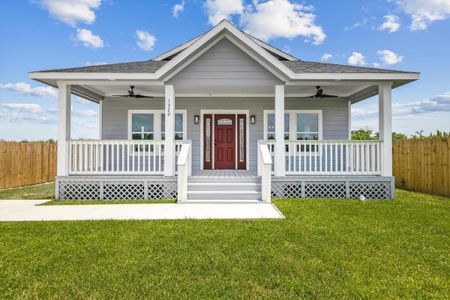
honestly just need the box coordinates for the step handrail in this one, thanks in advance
[258,140,272,202]
[177,140,192,202]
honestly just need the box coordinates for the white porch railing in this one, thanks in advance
[266,140,382,175]
[177,141,192,202]
[68,140,183,175]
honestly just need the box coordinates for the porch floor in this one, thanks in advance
[191,170,257,178]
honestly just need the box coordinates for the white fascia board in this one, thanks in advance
[290,72,420,81]
[153,20,295,80]
[29,72,160,80]
[248,35,297,61]
[152,36,202,61]
[163,33,287,82]
[222,23,296,78]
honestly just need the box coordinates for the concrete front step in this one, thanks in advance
[183,199,263,204]
[187,190,262,201]
[186,175,262,201]
[188,177,260,183]
[188,182,261,192]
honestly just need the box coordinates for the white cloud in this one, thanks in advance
[205,0,244,25]
[345,18,369,30]
[1,103,44,113]
[172,0,185,17]
[240,0,326,44]
[377,49,404,65]
[73,109,98,117]
[321,53,333,62]
[347,52,366,66]
[74,29,104,49]
[0,82,57,98]
[36,0,102,27]
[135,30,156,51]
[379,15,401,32]
[396,0,450,30]
[352,92,450,119]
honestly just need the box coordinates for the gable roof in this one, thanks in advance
[30,19,419,82]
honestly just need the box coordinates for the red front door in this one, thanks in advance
[214,115,235,169]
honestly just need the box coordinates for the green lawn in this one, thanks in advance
[0,183,175,204]
[0,190,448,298]
[0,182,55,199]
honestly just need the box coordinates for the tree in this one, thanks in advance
[351,128,377,140]
[392,132,407,140]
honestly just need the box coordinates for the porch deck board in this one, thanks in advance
[192,170,257,178]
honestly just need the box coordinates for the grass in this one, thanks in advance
[0,190,449,298]
[0,183,175,204]
[0,182,54,199]
[42,199,176,205]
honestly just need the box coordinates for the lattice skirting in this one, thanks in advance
[56,176,177,200]
[272,176,394,200]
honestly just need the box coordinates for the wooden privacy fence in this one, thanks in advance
[393,138,450,197]
[0,142,57,189]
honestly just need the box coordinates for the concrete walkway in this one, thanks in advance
[0,200,284,221]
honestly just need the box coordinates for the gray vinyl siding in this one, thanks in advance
[102,97,350,172]
[168,38,281,87]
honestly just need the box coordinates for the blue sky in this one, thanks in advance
[0,0,449,140]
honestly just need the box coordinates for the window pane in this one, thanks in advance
[297,133,318,140]
[267,113,289,139]
[268,113,275,133]
[132,114,153,132]
[239,118,244,162]
[205,117,211,162]
[297,113,318,132]
[284,113,289,133]
[175,114,183,132]
[161,113,184,140]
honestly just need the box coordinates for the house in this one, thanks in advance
[29,20,419,202]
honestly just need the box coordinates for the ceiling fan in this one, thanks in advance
[112,86,153,98]
[305,86,338,98]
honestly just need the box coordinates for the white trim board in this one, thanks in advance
[200,109,249,171]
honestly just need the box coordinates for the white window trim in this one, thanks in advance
[127,109,187,141]
[264,110,323,141]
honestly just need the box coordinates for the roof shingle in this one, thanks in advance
[33,61,167,73]
[282,61,417,74]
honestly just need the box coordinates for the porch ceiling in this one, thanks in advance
[67,81,375,100]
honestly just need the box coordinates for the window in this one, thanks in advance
[128,110,186,141]
[266,113,289,140]
[161,113,184,140]
[131,113,154,140]
[296,113,319,140]
[264,110,322,141]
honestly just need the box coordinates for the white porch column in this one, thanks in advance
[57,83,71,176]
[164,84,175,176]
[274,84,285,176]
[379,82,393,176]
